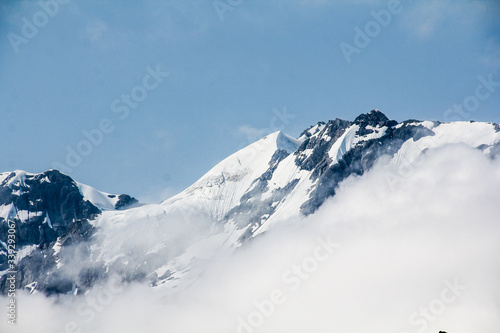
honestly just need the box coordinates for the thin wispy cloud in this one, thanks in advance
[79,18,130,50]
[482,37,500,69]
[142,0,213,43]
[85,19,108,42]
[237,125,268,143]
[401,0,487,40]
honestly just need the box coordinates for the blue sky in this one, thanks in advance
[1,0,499,202]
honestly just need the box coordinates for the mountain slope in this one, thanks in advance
[0,170,138,294]
[162,131,302,220]
[160,110,500,241]
[1,110,499,295]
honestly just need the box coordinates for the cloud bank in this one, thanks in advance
[1,143,499,333]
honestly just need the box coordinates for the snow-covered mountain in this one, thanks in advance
[162,110,500,239]
[1,110,499,295]
[0,170,138,293]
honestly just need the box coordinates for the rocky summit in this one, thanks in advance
[1,110,499,295]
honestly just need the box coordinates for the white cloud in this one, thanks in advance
[79,18,130,50]
[481,37,500,69]
[85,19,108,42]
[142,0,213,43]
[1,144,499,332]
[401,0,487,40]
[137,185,178,204]
[237,124,268,143]
[407,1,447,39]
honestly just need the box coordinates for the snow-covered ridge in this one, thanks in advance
[162,131,302,220]
[102,113,500,290]
[2,110,500,296]
[160,113,500,239]
[0,169,137,214]
[76,182,121,211]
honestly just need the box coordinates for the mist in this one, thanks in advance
[1,143,499,333]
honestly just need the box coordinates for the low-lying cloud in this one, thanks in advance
[1,143,499,333]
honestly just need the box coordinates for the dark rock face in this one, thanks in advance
[219,111,441,240]
[226,111,408,238]
[295,118,352,171]
[486,140,500,159]
[2,110,496,296]
[353,109,389,125]
[227,148,297,234]
[1,218,104,296]
[298,121,326,139]
[115,194,139,210]
[300,118,435,216]
[0,170,100,244]
[354,110,398,136]
[0,170,135,295]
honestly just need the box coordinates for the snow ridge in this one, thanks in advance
[2,110,500,295]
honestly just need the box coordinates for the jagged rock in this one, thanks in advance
[0,170,138,295]
[1,110,499,295]
[115,194,139,210]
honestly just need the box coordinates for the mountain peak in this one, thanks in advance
[298,122,327,140]
[276,131,302,153]
[354,109,390,125]
[3,112,500,297]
